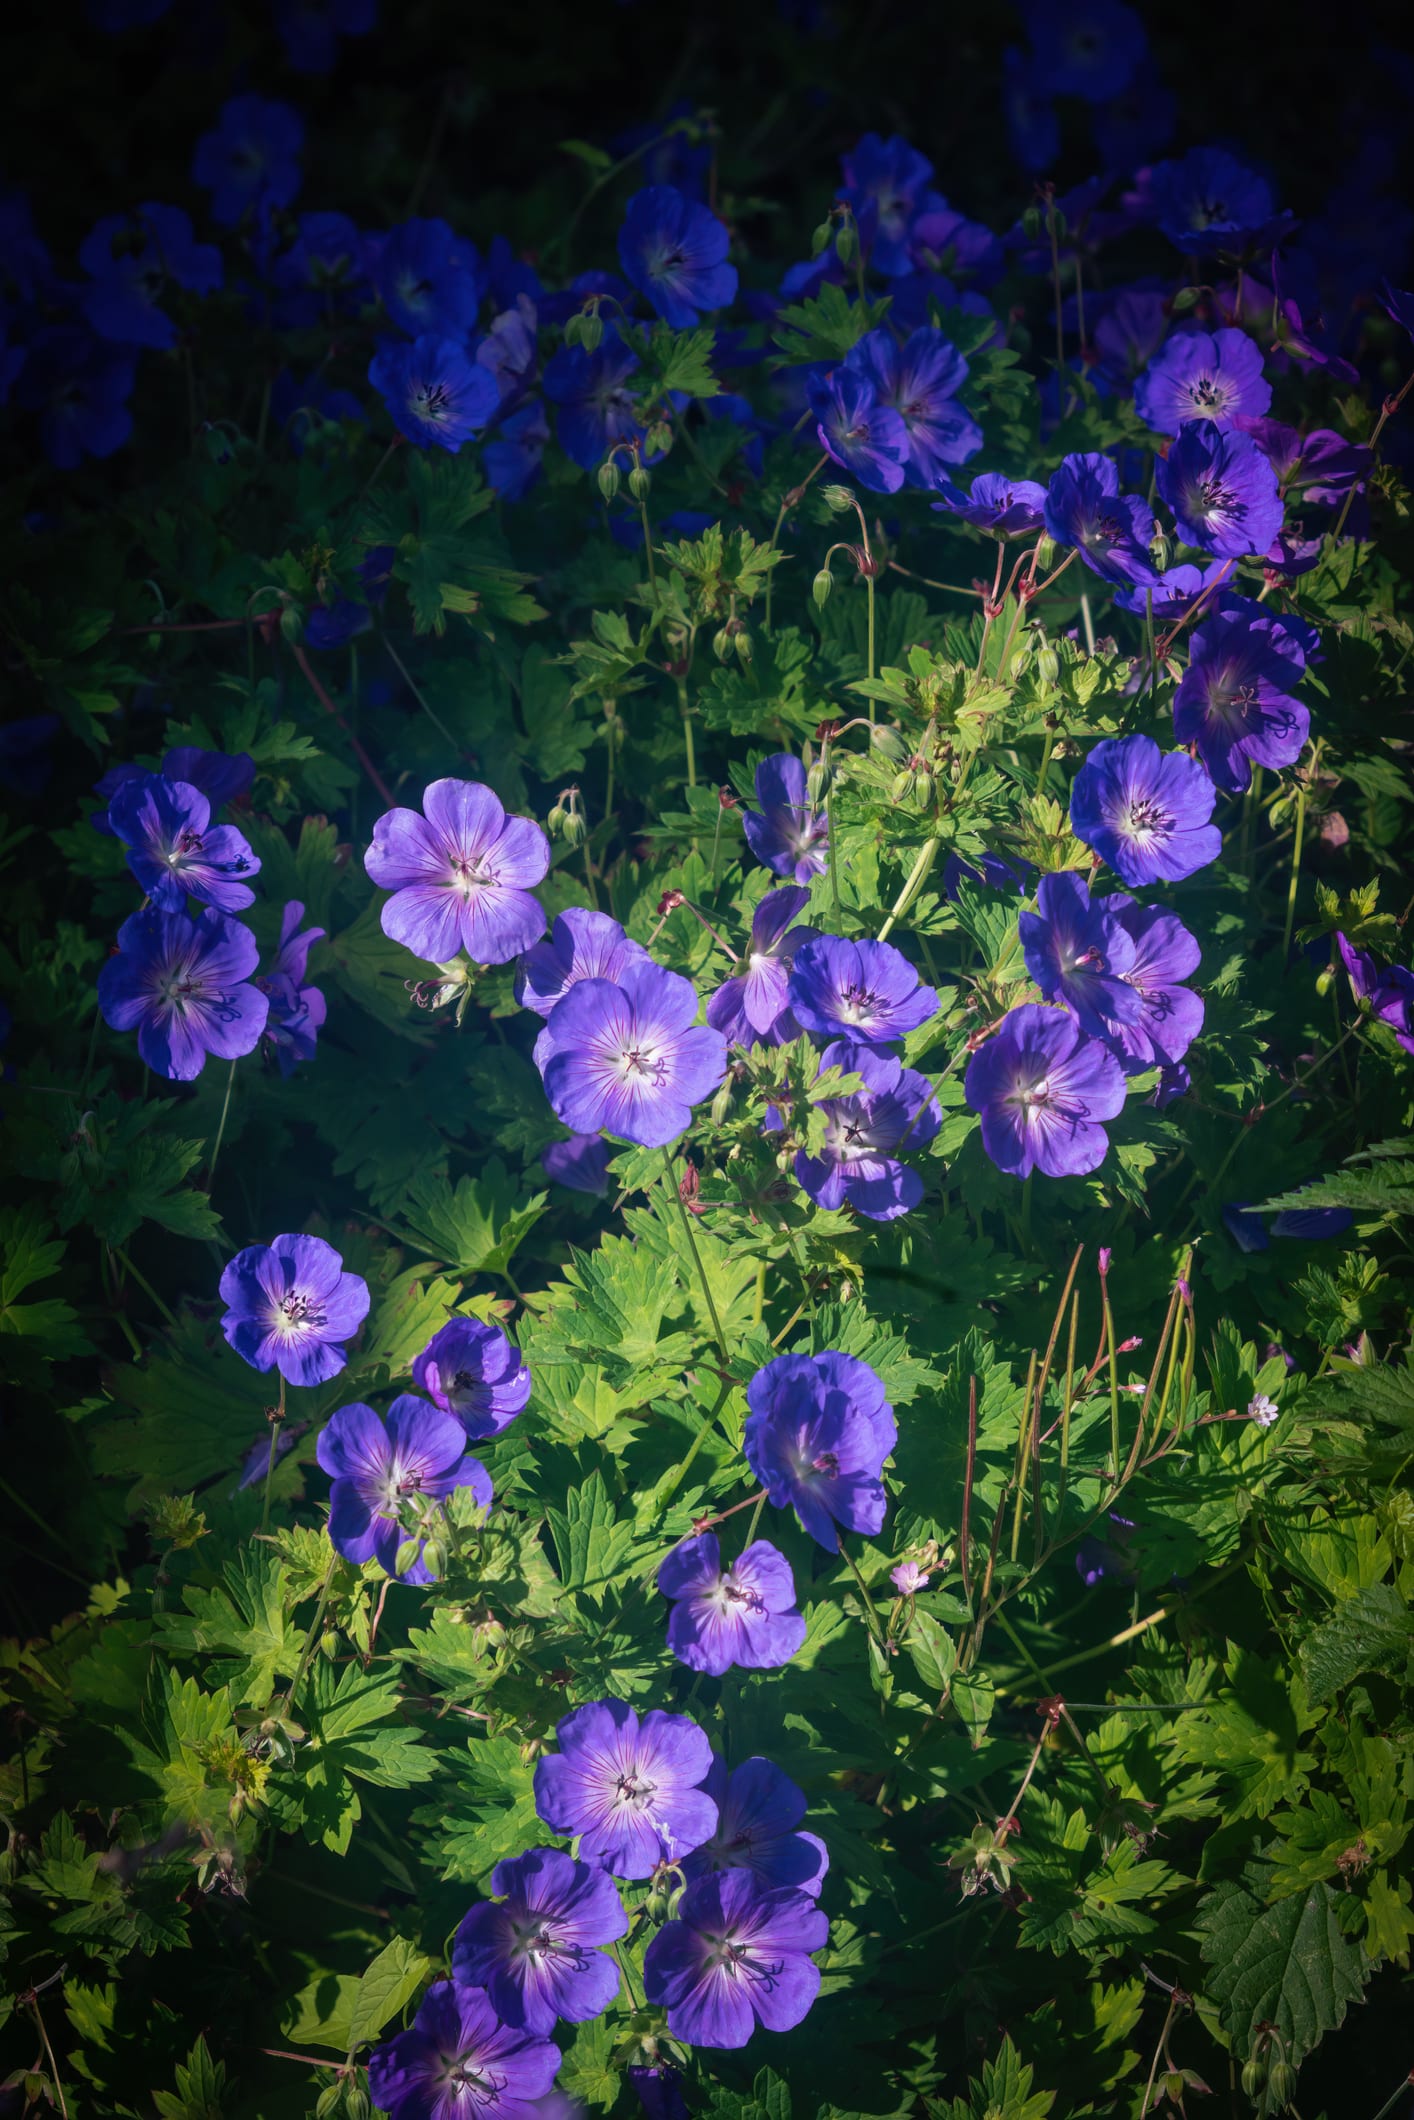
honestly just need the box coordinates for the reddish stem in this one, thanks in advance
[290,640,395,808]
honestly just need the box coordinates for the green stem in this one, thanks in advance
[655,1372,736,1513]
[261,1375,287,1538]
[825,794,842,923]
[111,1245,178,1327]
[837,1537,885,1645]
[1281,776,1308,962]
[380,629,462,751]
[1331,364,1414,542]
[865,571,876,716]
[662,1148,730,1367]
[288,1559,339,1705]
[206,1059,238,1186]
[877,836,938,942]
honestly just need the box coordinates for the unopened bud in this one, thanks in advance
[420,1538,446,1579]
[394,1536,421,1578]
[1171,285,1202,315]
[579,311,603,352]
[345,2089,373,2120]
[597,460,621,501]
[806,758,833,804]
[319,1629,339,1658]
[812,567,833,609]
[891,769,919,804]
[547,804,567,836]
[1149,529,1172,574]
[1032,534,1056,572]
[1267,2061,1295,2108]
[628,465,651,502]
[563,311,584,348]
[280,603,303,644]
[712,625,733,663]
[1241,2058,1266,2098]
[1021,205,1044,241]
[811,219,834,258]
[562,810,587,848]
[1036,645,1059,685]
[835,218,858,265]
[822,483,855,514]
[710,1077,734,1126]
[733,627,753,665]
[1047,207,1069,240]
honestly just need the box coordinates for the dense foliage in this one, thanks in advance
[3,5,1414,2118]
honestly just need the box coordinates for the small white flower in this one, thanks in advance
[1247,1393,1279,1428]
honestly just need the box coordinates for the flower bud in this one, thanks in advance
[1267,2061,1296,2108]
[822,483,855,513]
[891,769,919,805]
[597,459,621,502]
[1036,645,1059,685]
[712,625,733,663]
[345,2089,373,2120]
[806,758,833,804]
[870,723,909,763]
[563,311,584,348]
[1021,205,1044,241]
[812,567,834,609]
[811,219,834,258]
[1149,529,1172,574]
[547,804,567,836]
[1171,285,1203,314]
[1047,207,1069,241]
[1241,2057,1267,2098]
[628,464,651,502]
[710,1076,734,1126]
[394,1535,421,1577]
[1032,534,1056,573]
[835,217,858,265]
[319,1629,339,1658]
[579,311,603,353]
[733,627,753,666]
[316,2089,343,2120]
[1161,2074,1186,2104]
[562,810,588,848]
[280,603,303,644]
[420,1538,446,1579]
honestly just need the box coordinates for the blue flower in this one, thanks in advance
[706,887,815,1047]
[317,1395,491,1582]
[617,185,737,328]
[18,327,135,469]
[533,1699,717,1880]
[1069,734,1222,887]
[740,755,829,884]
[373,216,485,337]
[932,471,1048,534]
[1019,872,1142,1040]
[451,1847,627,2034]
[411,1317,531,1440]
[107,773,260,912]
[1043,452,1160,586]
[271,211,367,327]
[644,1871,827,2049]
[1156,420,1284,558]
[79,204,222,350]
[1096,894,1205,1076]
[98,908,269,1079]
[536,963,727,1150]
[1148,146,1280,253]
[843,327,980,487]
[810,367,909,493]
[965,1003,1126,1180]
[1002,46,1059,174]
[484,399,549,501]
[542,330,647,471]
[368,333,501,452]
[1134,327,1270,436]
[368,1983,557,2120]
[257,901,327,1076]
[682,1755,828,1897]
[789,1039,941,1221]
[1174,610,1309,792]
[540,1132,611,1195]
[658,1534,806,1677]
[836,133,939,277]
[274,0,377,74]
[788,935,937,1045]
[270,367,367,453]
[221,1233,370,1388]
[1024,0,1147,102]
[92,745,255,835]
[192,95,305,226]
[365,778,550,964]
[744,1349,896,1551]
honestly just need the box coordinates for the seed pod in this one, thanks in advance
[597,459,621,502]
[812,567,834,609]
[628,464,651,502]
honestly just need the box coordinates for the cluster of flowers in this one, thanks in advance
[371,1721,830,2118]
[92,744,325,1080]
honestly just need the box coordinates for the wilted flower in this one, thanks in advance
[931,470,1048,534]
[533,1698,717,1879]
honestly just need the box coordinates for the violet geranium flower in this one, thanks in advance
[1019,872,1142,1039]
[1043,452,1160,587]
[1155,419,1283,559]
[97,907,269,1079]
[411,1317,531,1439]
[741,755,829,884]
[367,1980,558,2120]
[744,1349,896,1551]
[931,470,1048,534]
[706,886,815,1047]
[642,1871,828,2049]
[842,327,981,487]
[1068,733,1222,887]
[964,1002,1127,1179]
[316,1395,492,1583]
[657,1533,806,1678]
[451,1847,628,2033]
[107,773,260,911]
[533,1699,718,1880]
[516,908,652,1019]
[1173,609,1309,792]
[788,935,937,1045]
[1148,146,1278,253]
[257,899,327,1076]
[536,962,727,1149]
[682,1755,829,1897]
[1133,327,1270,435]
[617,185,738,328]
[809,368,909,494]
[368,333,502,452]
[789,1038,940,1220]
[219,1232,371,1387]
[1097,895,1205,1074]
[365,778,550,966]
[540,1133,612,1195]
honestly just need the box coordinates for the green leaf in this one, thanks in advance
[905,1610,956,1695]
[1299,1583,1414,1704]
[395,1159,548,1278]
[545,1469,639,1592]
[152,2034,227,2120]
[1198,1880,1368,2068]
[347,1937,434,2052]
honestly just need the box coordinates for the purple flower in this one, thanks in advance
[1092,290,1170,387]
[485,400,550,501]
[533,1699,717,1879]
[1099,895,1205,1074]
[1173,609,1309,792]
[276,0,377,75]
[1028,0,1147,102]
[642,1870,827,2049]
[891,1559,929,1594]
[629,2069,689,2120]
[1156,420,1283,559]
[374,217,485,337]
[942,851,1032,898]
[1148,147,1278,253]
[658,1534,806,1677]
[788,936,937,1045]
[536,963,727,1149]
[317,1395,491,1582]
[219,1232,370,1388]
[965,1003,1127,1179]
[516,909,652,1023]
[744,1349,895,1552]
[411,1317,531,1440]
[1043,453,1160,586]
[367,1980,558,2120]
[1223,1201,1268,1253]
[618,186,737,328]
[451,1847,627,2033]
[257,900,327,1076]
[931,471,1048,534]
[369,334,501,452]
[1272,1207,1353,1241]
[810,368,909,494]
[842,328,980,487]
[542,331,647,472]
[107,773,260,912]
[682,1755,828,1898]
[79,203,222,350]
[1134,327,1270,435]
[706,887,815,1047]
[365,779,550,966]
[836,133,938,277]
[192,95,304,226]
[791,1039,940,1220]
[540,1133,612,1195]
[97,907,269,1079]
[304,600,370,650]
[741,755,829,884]
[19,326,135,469]
[1112,559,1228,622]
[1069,734,1222,886]
[1019,872,1142,1039]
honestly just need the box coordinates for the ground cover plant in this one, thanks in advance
[3,2,1414,2116]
